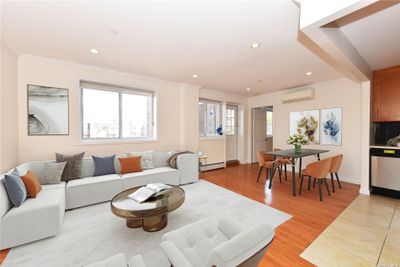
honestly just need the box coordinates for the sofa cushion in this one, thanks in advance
[127,151,154,169]
[0,177,12,218]
[153,152,172,168]
[0,186,65,249]
[92,155,116,176]
[42,162,67,184]
[121,167,180,189]
[21,170,42,198]
[66,174,123,209]
[119,156,142,174]
[42,181,66,191]
[56,152,85,181]
[4,170,27,207]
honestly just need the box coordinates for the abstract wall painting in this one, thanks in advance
[27,84,69,135]
[289,110,320,144]
[321,107,342,146]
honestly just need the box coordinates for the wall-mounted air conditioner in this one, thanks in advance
[281,88,315,103]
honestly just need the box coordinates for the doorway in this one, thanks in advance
[251,106,273,163]
[226,104,239,163]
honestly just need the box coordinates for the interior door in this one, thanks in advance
[252,108,267,163]
[226,105,238,161]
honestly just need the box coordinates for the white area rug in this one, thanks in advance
[3,180,291,267]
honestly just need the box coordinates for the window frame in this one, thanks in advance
[80,80,156,142]
[199,98,223,138]
[225,105,237,136]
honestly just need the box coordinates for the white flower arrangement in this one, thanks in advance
[287,133,309,146]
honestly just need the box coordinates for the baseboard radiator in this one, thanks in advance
[200,162,225,172]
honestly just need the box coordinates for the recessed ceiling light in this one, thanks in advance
[250,43,261,49]
[90,49,99,54]
[306,71,312,76]
[192,74,198,78]
[246,88,251,91]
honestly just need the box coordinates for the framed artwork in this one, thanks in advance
[290,109,320,144]
[321,107,342,146]
[27,84,69,135]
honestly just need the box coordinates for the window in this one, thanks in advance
[81,81,155,140]
[266,110,273,136]
[226,106,237,135]
[199,99,222,137]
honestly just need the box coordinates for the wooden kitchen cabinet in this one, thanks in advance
[372,65,400,122]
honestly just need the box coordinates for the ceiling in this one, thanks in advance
[341,3,400,71]
[1,1,342,96]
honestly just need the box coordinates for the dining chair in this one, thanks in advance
[274,148,290,181]
[329,154,343,193]
[299,158,332,201]
[257,151,281,183]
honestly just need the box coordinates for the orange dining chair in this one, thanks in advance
[329,154,343,192]
[299,158,332,201]
[257,151,281,183]
[274,148,291,181]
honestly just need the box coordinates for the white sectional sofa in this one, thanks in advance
[0,151,198,249]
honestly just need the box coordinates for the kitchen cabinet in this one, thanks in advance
[372,65,400,122]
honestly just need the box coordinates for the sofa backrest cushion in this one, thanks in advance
[153,152,172,168]
[81,158,95,178]
[0,175,12,218]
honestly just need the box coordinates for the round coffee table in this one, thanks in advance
[111,185,185,232]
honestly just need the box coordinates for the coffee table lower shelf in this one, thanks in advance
[126,214,168,232]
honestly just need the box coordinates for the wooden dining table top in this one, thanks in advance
[264,148,329,158]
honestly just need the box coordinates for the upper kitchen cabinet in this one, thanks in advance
[372,65,400,122]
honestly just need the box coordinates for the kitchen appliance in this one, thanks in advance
[370,148,400,199]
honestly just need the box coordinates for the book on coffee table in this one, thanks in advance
[128,183,172,203]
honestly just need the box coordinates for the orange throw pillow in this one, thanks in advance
[119,156,142,174]
[21,170,42,198]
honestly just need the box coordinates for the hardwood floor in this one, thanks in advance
[202,163,360,267]
[0,163,359,266]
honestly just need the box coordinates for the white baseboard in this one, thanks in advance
[359,187,370,195]
[339,177,360,185]
[200,162,225,171]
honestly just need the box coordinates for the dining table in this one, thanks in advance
[264,148,329,196]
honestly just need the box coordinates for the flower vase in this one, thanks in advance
[294,144,302,153]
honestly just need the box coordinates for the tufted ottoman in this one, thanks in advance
[160,218,275,267]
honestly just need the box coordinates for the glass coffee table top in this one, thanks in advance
[111,185,185,232]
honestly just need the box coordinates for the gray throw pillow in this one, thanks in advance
[92,155,116,176]
[56,152,85,181]
[41,162,67,184]
[4,169,27,207]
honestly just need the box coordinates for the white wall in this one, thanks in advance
[199,88,247,165]
[0,42,19,172]
[17,55,200,162]
[247,78,362,184]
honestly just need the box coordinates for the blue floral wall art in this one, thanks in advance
[321,108,342,145]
